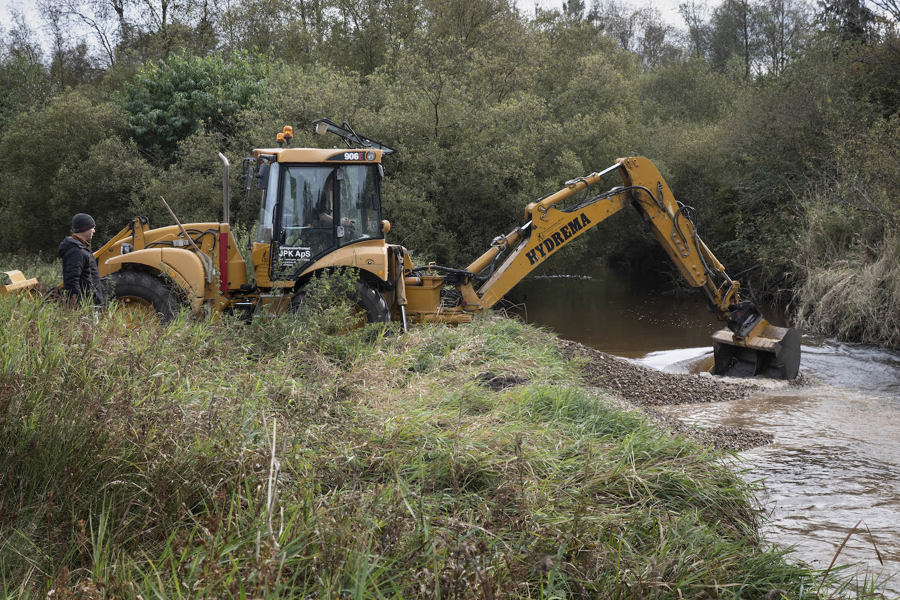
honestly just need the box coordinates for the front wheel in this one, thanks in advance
[109,271,180,322]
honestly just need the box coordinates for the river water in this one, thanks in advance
[508,271,900,595]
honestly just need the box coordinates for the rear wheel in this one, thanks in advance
[109,271,179,322]
[353,280,391,324]
[291,278,390,325]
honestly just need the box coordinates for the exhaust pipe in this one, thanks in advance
[218,152,230,223]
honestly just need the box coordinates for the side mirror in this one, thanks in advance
[256,163,270,190]
[315,121,329,136]
[241,158,255,190]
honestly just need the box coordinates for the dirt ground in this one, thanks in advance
[556,339,773,451]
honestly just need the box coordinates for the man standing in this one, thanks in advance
[58,213,104,305]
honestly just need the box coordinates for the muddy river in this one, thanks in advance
[509,271,900,595]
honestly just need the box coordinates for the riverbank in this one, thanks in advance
[0,296,878,598]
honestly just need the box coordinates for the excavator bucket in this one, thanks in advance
[711,323,801,379]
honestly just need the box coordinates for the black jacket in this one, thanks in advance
[58,236,104,304]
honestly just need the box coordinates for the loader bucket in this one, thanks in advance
[1,270,39,297]
[711,323,800,379]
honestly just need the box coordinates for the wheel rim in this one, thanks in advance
[115,295,160,322]
[344,304,371,331]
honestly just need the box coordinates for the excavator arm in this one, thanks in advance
[457,156,800,379]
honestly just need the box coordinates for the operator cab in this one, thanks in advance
[255,160,384,279]
[247,121,395,282]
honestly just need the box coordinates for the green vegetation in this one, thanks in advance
[117,51,268,165]
[1,0,898,346]
[0,288,881,598]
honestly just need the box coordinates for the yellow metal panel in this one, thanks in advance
[105,248,207,309]
[616,157,708,288]
[272,243,394,314]
[476,194,630,310]
[216,224,249,291]
[405,276,443,314]
[251,242,273,287]
[254,147,384,163]
[253,240,390,290]
[298,241,390,282]
[226,252,248,289]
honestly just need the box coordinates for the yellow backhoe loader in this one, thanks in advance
[2,119,800,379]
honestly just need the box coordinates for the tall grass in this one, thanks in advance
[793,119,900,349]
[0,285,885,598]
[795,232,900,347]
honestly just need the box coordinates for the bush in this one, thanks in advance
[117,51,267,164]
[0,92,145,253]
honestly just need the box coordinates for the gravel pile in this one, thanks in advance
[556,339,773,451]
[646,410,775,451]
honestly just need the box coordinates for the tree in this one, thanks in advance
[0,92,150,252]
[117,51,267,164]
[57,0,129,66]
[423,0,514,48]
[870,0,900,20]
[57,0,216,66]
[708,0,754,78]
[679,0,711,58]
[564,0,587,20]
[580,1,679,65]
[42,0,71,86]
[754,0,811,75]
[818,0,877,41]
[328,0,394,73]
[637,58,740,123]
[590,0,641,52]
[637,12,681,67]
[39,0,103,88]
[217,0,326,64]
[0,13,52,132]
[794,113,900,345]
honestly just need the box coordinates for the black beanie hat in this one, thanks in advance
[72,213,95,233]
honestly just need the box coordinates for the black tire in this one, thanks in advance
[109,271,179,322]
[291,278,390,324]
[353,279,391,323]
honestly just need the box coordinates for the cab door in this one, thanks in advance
[270,165,338,281]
